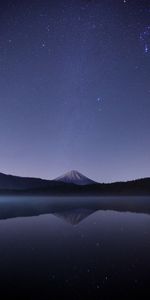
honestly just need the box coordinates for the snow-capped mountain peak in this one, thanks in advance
[54,170,96,185]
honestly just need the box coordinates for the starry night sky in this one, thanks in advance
[0,0,150,182]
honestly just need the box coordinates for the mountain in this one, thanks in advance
[0,170,96,191]
[0,171,150,195]
[54,170,96,185]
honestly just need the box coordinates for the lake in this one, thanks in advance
[0,196,150,299]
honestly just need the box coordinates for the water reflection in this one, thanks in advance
[54,208,96,225]
[0,197,150,299]
[0,196,150,221]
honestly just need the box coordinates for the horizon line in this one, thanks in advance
[0,169,150,184]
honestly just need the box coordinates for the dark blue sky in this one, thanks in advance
[0,0,150,182]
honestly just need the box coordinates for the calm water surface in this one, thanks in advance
[0,196,150,299]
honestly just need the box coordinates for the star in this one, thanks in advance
[145,44,148,53]
[46,25,50,32]
[97,97,103,102]
[41,42,46,48]
[140,26,150,54]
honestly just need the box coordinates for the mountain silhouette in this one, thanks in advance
[0,171,150,195]
[0,172,52,190]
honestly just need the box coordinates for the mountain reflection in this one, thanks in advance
[54,208,96,225]
[0,196,150,221]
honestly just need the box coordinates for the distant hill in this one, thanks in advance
[0,171,150,195]
[0,172,51,190]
